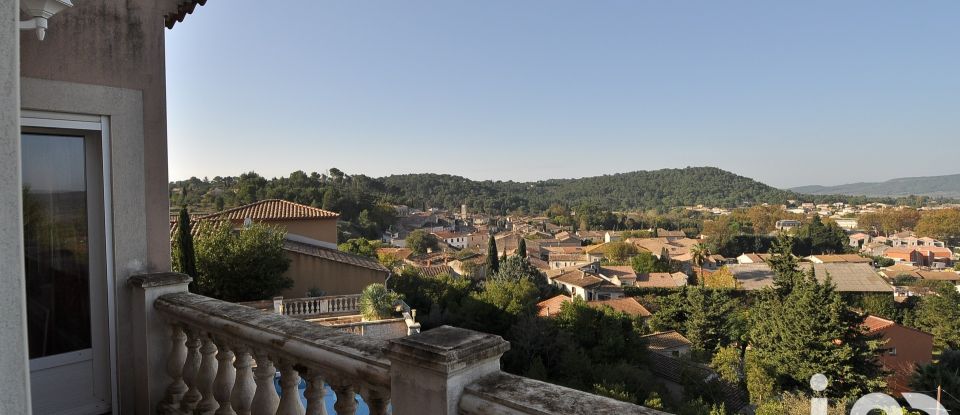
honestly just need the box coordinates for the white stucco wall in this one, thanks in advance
[0,2,33,413]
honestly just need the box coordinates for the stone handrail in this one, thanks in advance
[134,273,670,415]
[155,291,391,415]
[275,294,360,317]
[459,372,671,415]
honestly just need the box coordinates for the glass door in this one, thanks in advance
[21,130,111,415]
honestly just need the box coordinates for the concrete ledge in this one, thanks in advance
[460,372,672,415]
[385,325,510,375]
[128,272,192,288]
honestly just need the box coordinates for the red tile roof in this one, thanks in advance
[199,199,339,221]
[862,315,896,332]
[590,297,652,317]
[164,0,208,29]
[537,295,571,317]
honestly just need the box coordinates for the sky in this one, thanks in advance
[165,1,960,189]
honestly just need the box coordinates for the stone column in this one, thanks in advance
[129,272,192,414]
[0,2,29,414]
[385,325,510,415]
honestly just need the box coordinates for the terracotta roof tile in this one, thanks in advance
[590,297,651,317]
[642,330,692,351]
[200,199,338,221]
[164,0,208,29]
[283,240,388,273]
[537,295,571,317]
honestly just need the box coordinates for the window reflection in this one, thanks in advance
[21,134,92,359]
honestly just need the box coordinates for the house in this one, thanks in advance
[727,263,893,293]
[198,199,339,245]
[833,218,858,230]
[863,316,933,394]
[433,231,470,249]
[634,272,689,288]
[849,232,872,249]
[884,246,954,267]
[656,228,687,240]
[2,2,662,414]
[549,270,625,301]
[806,254,873,264]
[736,253,771,264]
[775,219,803,230]
[536,295,651,318]
[641,330,692,357]
[176,200,389,297]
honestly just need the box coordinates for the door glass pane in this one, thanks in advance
[21,133,92,359]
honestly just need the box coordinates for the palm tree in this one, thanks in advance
[358,283,401,321]
[690,243,711,286]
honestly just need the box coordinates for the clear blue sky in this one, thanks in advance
[165,1,960,188]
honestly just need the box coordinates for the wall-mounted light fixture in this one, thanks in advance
[20,0,73,41]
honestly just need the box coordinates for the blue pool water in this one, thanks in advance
[273,374,389,414]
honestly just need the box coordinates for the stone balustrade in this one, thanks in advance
[154,291,391,415]
[132,273,669,415]
[273,294,360,317]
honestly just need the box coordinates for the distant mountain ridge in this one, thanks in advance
[790,174,960,198]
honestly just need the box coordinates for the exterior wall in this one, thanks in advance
[20,0,172,272]
[284,251,388,297]
[876,325,933,394]
[255,218,337,244]
[20,78,148,414]
[0,2,32,413]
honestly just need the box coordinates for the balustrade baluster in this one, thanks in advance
[159,324,188,414]
[213,341,236,415]
[331,382,357,415]
[251,352,280,415]
[361,389,389,415]
[231,347,255,415]
[304,372,327,415]
[277,362,305,415]
[197,334,220,414]
[180,328,203,413]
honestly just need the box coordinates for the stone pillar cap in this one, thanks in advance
[128,272,192,288]
[385,325,509,374]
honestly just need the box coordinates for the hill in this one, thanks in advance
[790,173,960,198]
[380,167,797,213]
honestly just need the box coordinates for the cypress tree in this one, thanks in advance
[486,234,500,275]
[517,238,527,258]
[174,206,198,279]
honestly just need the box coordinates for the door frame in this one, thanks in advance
[21,110,118,414]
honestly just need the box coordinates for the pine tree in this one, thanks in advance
[517,238,527,258]
[486,234,500,275]
[173,206,197,279]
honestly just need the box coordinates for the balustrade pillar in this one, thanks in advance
[277,362,305,415]
[180,329,203,413]
[158,324,188,414]
[304,372,327,415]
[213,341,236,415]
[361,388,390,415]
[331,381,357,415]
[251,352,280,414]
[197,334,221,414]
[231,347,255,415]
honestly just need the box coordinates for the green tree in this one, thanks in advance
[358,283,402,321]
[606,241,639,264]
[338,237,383,258]
[910,349,960,413]
[193,222,292,302]
[406,229,439,255]
[517,238,527,258]
[916,208,960,245]
[690,243,711,284]
[685,287,737,357]
[711,345,743,384]
[748,269,885,399]
[486,234,500,275]
[631,251,659,274]
[172,206,197,279]
[910,281,960,352]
